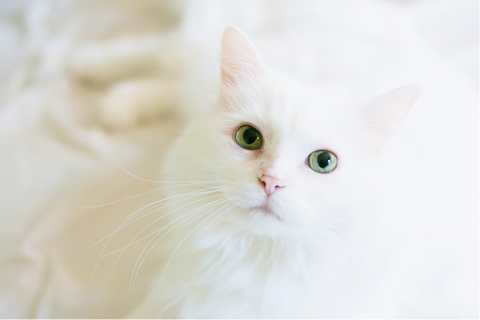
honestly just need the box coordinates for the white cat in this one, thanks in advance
[127,23,478,318]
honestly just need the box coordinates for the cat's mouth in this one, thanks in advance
[253,203,282,221]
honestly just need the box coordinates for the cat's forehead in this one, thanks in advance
[227,75,349,150]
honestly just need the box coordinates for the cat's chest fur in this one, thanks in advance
[138,227,384,318]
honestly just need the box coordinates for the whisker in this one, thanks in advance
[191,203,237,242]
[120,167,233,184]
[104,197,226,259]
[89,190,225,282]
[106,199,227,279]
[126,194,225,255]
[84,183,236,209]
[160,202,235,285]
[113,190,229,235]
[129,198,227,291]
[86,189,220,252]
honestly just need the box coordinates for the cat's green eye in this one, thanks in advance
[308,150,338,173]
[235,125,263,150]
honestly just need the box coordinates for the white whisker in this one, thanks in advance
[129,198,228,291]
[104,197,226,259]
[84,183,236,209]
[104,198,227,278]
[89,190,226,282]
[192,203,237,242]
[120,167,233,184]
[87,189,226,252]
[160,202,235,285]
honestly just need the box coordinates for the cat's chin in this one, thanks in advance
[252,204,283,222]
[231,206,299,239]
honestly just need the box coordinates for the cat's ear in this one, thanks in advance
[360,85,420,153]
[221,26,266,86]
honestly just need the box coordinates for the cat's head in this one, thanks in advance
[163,27,419,240]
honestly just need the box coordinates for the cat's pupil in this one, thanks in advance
[243,128,259,144]
[317,152,331,168]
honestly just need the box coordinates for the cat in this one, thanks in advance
[126,23,478,318]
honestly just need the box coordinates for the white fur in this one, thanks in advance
[128,4,478,317]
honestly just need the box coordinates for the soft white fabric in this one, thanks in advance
[0,1,185,317]
[0,0,477,318]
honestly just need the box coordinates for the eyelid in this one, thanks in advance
[233,122,261,133]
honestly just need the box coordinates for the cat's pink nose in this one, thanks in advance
[260,175,284,196]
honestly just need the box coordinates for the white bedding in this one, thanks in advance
[0,0,477,317]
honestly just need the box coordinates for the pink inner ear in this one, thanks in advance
[362,85,420,152]
[220,27,266,86]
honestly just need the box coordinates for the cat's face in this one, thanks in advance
[163,27,418,240]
